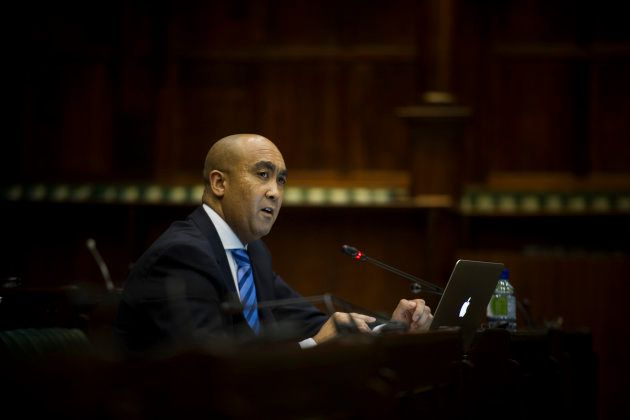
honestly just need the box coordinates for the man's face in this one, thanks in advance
[221,139,287,244]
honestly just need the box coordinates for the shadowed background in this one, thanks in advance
[1,1,629,419]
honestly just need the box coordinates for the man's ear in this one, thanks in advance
[209,170,226,197]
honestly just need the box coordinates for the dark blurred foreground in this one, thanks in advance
[1,303,596,420]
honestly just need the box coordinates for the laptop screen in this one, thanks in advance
[429,259,505,350]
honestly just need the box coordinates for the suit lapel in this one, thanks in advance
[190,206,276,326]
[189,207,238,297]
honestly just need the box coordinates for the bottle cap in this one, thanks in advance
[500,268,509,279]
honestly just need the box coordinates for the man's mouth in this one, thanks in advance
[261,207,274,215]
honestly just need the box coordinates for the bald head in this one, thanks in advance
[203,134,275,186]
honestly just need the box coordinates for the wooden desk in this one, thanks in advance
[1,328,595,419]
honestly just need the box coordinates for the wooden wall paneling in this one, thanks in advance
[310,61,343,169]
[9,1,122,183]
[345,62,372,171]
[590,58,630,172]
[175,60,260,178]
[474,0,630,182]
[60,63,115,179]
[267,0,337,44]
[112,1,169,179]
[461,214,630,255]
[571,57,591,176]
[256,63,286,157]
[8,0,630,185]
[145,0,425,181]
[160,51,419,181]
[153,64,179,182]
[265,207,444,316]
[270,62,342,170]
[424,208,461,291]
[398,109,470,197]
[486,57,580,173]
[414,0,457,97]
[267,0,420,45]
[173,1,266,51]
[485,0,583,44]
[453,0,494,185]
[150,0,268,183]
[396,0,474,199]
[18,64,66,181]
[355,62,418,170]
[2,202,122,289]
[0,201,198,291]
[153,7,180,183]
[335,0,420,45]
[19,59,118,182]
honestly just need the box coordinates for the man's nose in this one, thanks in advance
[266,182,280,199]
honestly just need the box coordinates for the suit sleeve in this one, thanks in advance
[115,240,250,356]
[247,240,328,340]
[267,272,329,340]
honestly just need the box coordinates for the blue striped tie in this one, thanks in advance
[231,249,261,334]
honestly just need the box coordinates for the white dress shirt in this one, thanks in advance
[202,204,246,297]
[202,204,317,348]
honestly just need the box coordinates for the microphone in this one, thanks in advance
[86,238,115,292]
[341,245,444,296]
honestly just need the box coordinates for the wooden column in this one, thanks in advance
[397,105,470,201]
[397,0,470,202]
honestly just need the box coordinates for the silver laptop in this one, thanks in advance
[430,259,505,350]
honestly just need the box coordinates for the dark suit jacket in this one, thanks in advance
[113,206,327,356]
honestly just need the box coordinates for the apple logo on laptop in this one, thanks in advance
[459,297,471,318]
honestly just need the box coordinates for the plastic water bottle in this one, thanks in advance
[486,268,517,331]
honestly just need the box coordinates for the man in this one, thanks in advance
[114,134,433,357]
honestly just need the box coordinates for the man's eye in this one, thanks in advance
[258,171,269,178]
[278,176,287,185]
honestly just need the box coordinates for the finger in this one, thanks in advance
[350,317,372,332]
[333,312,376,324]
[332,313,373,332]
[417,305,431,324]
[349,312,376,323]
[423,306,433,324]
[412,310,433,330]
[411,299,426,322]
[399,299,415,311]
[392,299,416,322]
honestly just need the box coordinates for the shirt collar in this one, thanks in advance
[202,204,246,250]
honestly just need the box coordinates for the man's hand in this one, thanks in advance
[313,312,376,344]
[391,299,433,332]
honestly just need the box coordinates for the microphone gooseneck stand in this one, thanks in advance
[341,245,444,296]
